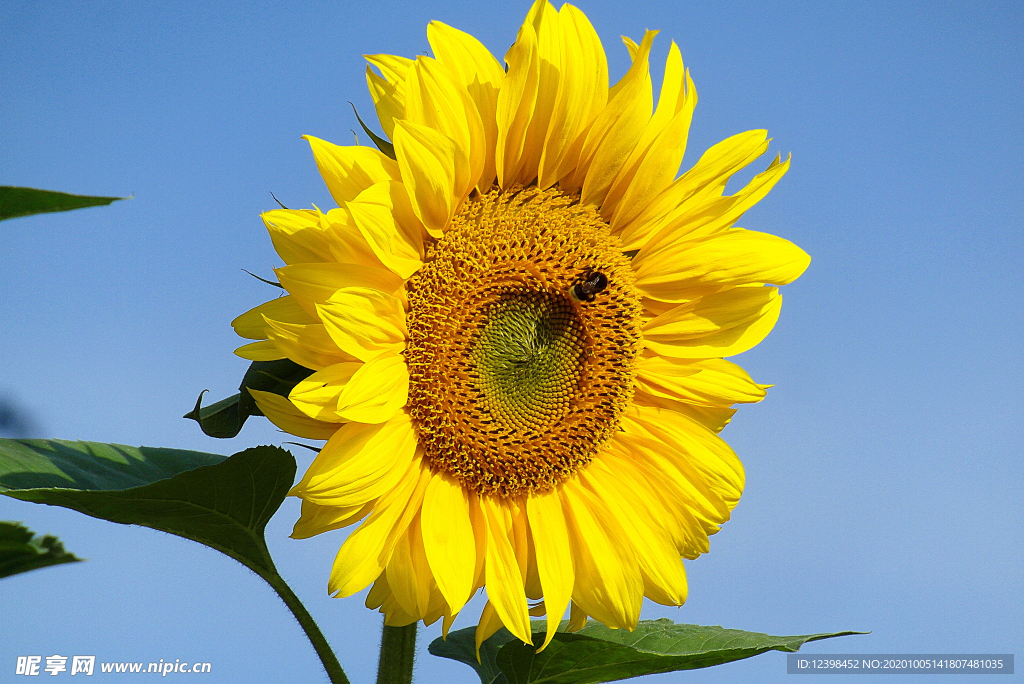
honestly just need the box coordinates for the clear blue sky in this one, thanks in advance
[2,1,1021,682]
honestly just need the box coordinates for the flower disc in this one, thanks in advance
[404,186,642,496]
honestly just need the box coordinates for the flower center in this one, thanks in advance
[404,186,642,496]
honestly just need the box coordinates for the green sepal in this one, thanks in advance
[0,186,127,222]
[350,102,396,160]
[430,619,866,684]
[185,358,315,438]
[0,521,82,580]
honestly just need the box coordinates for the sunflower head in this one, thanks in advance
[232,0,809,652]
[405,185,642,498]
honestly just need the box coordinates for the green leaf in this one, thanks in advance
[0,186,127,222]
[185,358,315,438]
[0,440,293,576]
[428,625,519,684]
[0,440,352,684]
[0,521,82,580]
[432,619,865,684]
[350,102,396,160]
[0,439,225,491]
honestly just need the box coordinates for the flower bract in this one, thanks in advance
[233,0,810,651]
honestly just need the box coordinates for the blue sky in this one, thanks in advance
[2,1,1021,682]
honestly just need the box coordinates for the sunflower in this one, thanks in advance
[232,0,809,651]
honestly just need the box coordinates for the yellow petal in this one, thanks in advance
[523,532,543,601]
[328,457,429,597]
[232,295,312,340]
[234,339,285,361]
[612,429,729,528]
[537,3,608,188]
[293,411,418,507]
[276,262,405,319]
[372,571,449,628]
[318,207,387,269]
[367,53,413,84]
[336,354,409,424]
[606,43,697,228]
[421,472,476,615]
[635,356,768,407]
[290,499,373,539]
[366,572,390,610]
[634,229,810,299]
[263,317,358,371]
[346,181,425,279]
[623,404,744,508]
[392,120,457,237]
[509,498,530,585]
[567,602,588,631]
[483,497,532,644]
[572,30,658,207]
[303,135,401,206]
[474,601,505,660]
[641,287,783,358]
[649,407,745,504]
[469,491,488,591]
[386,514,432,619]
[641,154,792,253]
[669,130,771,202]
[261,209,335,264]
[602,440,711,559]
[580,461,688,606]
[404,56,484,201]
[616,129,770,250]
[317,287,407,363]
[381,601,419,627]
[427,21,504,191]
[366,66,406,141]
[560,479,643,629]
[612,35,641,93]
[636,391,738,434]
[644,42,690,148]
[422,582,451,628]
[248,388,341,440]
[289,363,362,422]
[516,0,561,186]
[526,489,573,652]
[441,611,457,639]
[495,20,539,188]
[674,402,736,434]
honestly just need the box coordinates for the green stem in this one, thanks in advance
[262,570,351,684]
[376,623,418,684]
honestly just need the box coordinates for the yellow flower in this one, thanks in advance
[234,0,809,651]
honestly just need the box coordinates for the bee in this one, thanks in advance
[570,271,608,302]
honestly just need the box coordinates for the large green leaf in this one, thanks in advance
[185,358,314,439]
[0,439,225,491]
[428,624,519,684]
[0,521,81,580]
[431,619,864,684]
[0,439,292,575]
[0,439,350,684]
[0,186,127,222]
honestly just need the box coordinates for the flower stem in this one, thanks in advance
[376,623,418,684]
[262,570,351,684]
